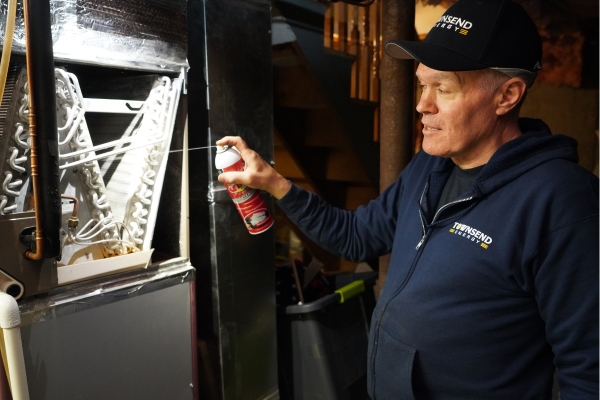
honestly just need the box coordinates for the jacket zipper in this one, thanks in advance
[415,195,474,250]
[415,184,429,250]
[370,188,475,397]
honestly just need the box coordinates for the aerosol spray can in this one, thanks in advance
[215,145,274,234]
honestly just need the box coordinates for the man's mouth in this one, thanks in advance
[424,125,441,131]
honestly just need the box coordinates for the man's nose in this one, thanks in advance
[416,90,435,114]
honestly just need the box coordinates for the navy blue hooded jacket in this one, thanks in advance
[277,118,599,399]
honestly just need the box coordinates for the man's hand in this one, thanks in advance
[216,136,292,200]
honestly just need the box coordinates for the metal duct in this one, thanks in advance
[188,0,278,399]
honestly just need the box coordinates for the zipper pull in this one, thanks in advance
[416,235,425,250]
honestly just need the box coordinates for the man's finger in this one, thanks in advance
[216,136,247,151]
[217,170,246,185]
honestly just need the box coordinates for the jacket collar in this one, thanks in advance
[419,117,578,220]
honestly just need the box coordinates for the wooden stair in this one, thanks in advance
[272,32,379,271]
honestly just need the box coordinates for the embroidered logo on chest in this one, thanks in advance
[449,222,493,249]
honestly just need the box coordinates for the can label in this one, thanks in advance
[221,159,273,234]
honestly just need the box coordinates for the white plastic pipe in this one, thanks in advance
[0,292,29,400]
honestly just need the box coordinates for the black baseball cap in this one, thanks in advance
[385,0,542,86]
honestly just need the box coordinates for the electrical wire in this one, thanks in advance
[75,215,115,240]
[113,221,137,244]
[67,233,138,253]
[68,217,139,256]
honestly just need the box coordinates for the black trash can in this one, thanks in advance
[277,272,377,400]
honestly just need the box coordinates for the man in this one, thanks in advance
[217,0,599,398]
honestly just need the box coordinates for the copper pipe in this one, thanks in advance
[61,195,79,230]
[23,0,43,261]
[60,195,78,217]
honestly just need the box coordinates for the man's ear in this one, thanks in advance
[496,78,527,116]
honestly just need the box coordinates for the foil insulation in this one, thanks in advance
[0,0,187,71]
[76,0,187,46]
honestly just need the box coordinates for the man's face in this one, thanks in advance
[415,64,503,168]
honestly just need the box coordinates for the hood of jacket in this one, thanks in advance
[474,118,579,195]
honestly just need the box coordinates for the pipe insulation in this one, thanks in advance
[0,292,29,400]
[24,0,61,258]
[0,271,23,301]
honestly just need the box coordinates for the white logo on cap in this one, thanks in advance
[435,14,473,35]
